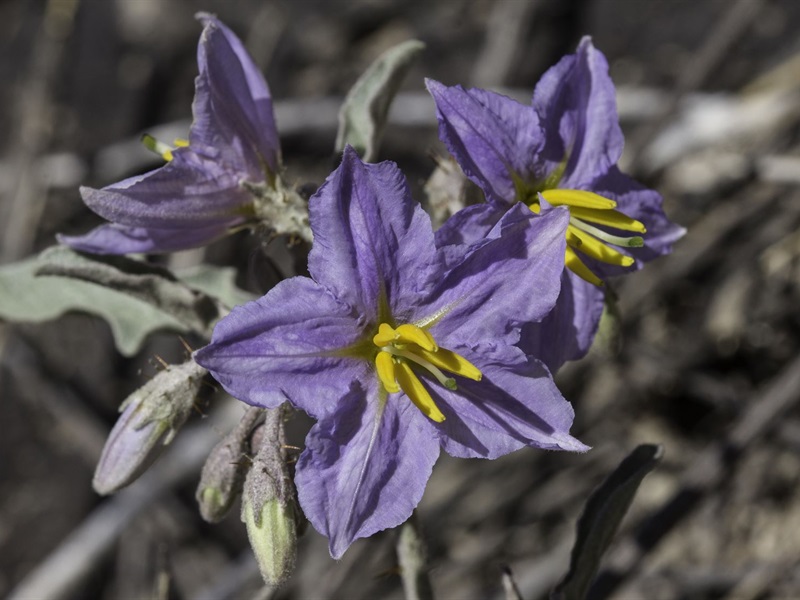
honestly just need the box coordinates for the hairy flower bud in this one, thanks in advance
[243,494,297,587]
[241,404,299,586]
[196,407,263,523]
[93,360,207,495]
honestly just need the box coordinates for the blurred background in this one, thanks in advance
[3,0,800,598]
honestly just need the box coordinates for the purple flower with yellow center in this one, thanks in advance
[194,147,587,558]
[427,37,684,369]
[58,14,308,254]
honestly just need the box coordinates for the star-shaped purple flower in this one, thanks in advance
[58,14,287,254]
[194,147,587,558]
[427,37,684,370]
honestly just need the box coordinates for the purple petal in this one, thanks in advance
[57,221,233,254]
[193,277,369,419]
[427,79,544,205]
[434,202,505,250]
[307,147,440,323]
[76,152,252,230]
[431,343,587,458]
[422,204,568,346]
[533,37,624,187]
[519,270,605,372]
[593,166,685,265]
[193,14,281,177]
[295,387,439,559]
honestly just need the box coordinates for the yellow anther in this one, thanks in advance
[567,226,634,267]
[395,324,437,352]
[375,351,400,393]
[540,189,617,210]
[173,138,190,147]
[568,206,646,233]
[527,201,541,215]
[373,322,437,352]
[565,227,584,249]
[142,133,182,163]
[415,347,482,382]
[372,321,480,419]
[373,323,398,347]
[565,246,603,286]
[395,362,445,423]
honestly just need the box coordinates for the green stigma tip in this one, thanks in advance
[628,237,644,248]
[444,379,457,391]
[141,134,157,153]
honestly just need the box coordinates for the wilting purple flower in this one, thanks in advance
[195,147,587,558]
[59,14,298,254]
[427,37,684,369]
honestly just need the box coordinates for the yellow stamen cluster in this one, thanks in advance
[141,134,190,162]
[533,189,646,287]
[373,323,482,423]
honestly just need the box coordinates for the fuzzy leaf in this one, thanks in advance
[552,444,663,600]
[335,40,424,161]
[36,246,219,333]
[176,264,255,310]
[0,247,254,356]
[0,254,188,356]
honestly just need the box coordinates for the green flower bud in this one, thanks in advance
[243,494,297,587]
[241,404,299,586]
[196,407,263,523]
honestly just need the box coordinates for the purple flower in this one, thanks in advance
[194,147,587,558]
[427,37,684,369]
[59,14,291,254]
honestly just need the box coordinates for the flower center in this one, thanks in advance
[372,323,482,423]
[530,189,646,287]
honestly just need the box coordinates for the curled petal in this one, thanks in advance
[295,386,439,559]
[57,221,234,254]
[194,13,281,176]
[427,79,544,205]
[533,37,624,187]
[76,154,252,231]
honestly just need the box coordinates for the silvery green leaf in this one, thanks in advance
[552,444,663,600]
[397,515,435,600]
[176,264,256,310]
[589,292,623,360]
[0,253,189,356]
[0,246,254,356]
[37,246,219,333]
[335,40,425,162]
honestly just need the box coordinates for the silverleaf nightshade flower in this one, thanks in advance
[194,146,588,558]
[427,37,684,370]
[58,14,309,254]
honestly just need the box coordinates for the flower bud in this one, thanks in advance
[241,404,299,586]
[93,360,206,495]
[196,407,263,523]
[243,494,297,587]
